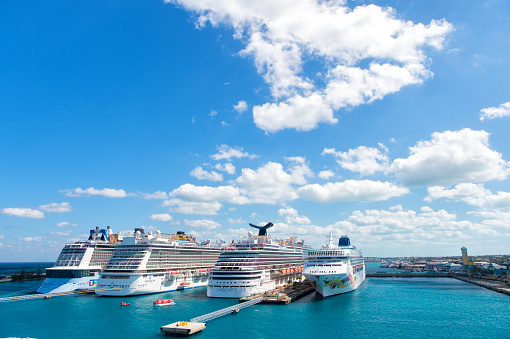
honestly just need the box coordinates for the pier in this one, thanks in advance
[160,297,263,336]
[0,289,95,303]
[239,282,315,304]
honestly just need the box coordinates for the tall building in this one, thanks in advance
[461,246,469,265]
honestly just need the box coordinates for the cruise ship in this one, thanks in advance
[207,222,307,298]
[95,228,221,296]
[37,226,119,294]
[303,233,365,297]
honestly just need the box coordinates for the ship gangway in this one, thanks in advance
[161,297,263,336]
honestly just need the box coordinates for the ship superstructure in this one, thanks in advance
[303,232,365,298]
[207,222,307,299]
[37,226,119,294]
[95,229,220,296]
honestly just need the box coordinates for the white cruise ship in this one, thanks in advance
[37,226,119,294]
[207,222,307,299]
[95,229,221,296]
[303,233,365,298]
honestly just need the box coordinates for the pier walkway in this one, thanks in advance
[0,289,95,303]
[161,297,263,336]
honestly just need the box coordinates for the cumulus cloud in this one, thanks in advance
[163,199,223,215]
[150,213,173,222]
[184,219,221,230]
[56,221,78,227]
[166,0,453,132]
[298,180,409,203]
[236,161,311,204]
[480,102,510,121]
[211,145,257,161]
[49,231,73,237]
[190,166,223,182]
[2,208,44,219]
[278,207,311,225]
[393,129,510,187]
[140,191,169,200]
[18,236,45,242]
[318,170,335,180]
[39,202,72,213]
[60,187,130,198]
[170,184,249,204]
[323,144,390,176]
[233,100,248,114]
[215,163,236,174]
[426,183,510,209]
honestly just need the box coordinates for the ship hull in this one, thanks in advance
[37,277,98,294]
[304,269,365,298]
[96,272,209,296]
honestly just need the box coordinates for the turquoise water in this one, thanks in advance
[1,264,509,338]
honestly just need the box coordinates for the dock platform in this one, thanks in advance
[240,282,315,304]
[160,322,206,336]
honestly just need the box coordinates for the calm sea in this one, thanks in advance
[1,263,509,339]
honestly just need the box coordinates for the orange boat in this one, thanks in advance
[120,302,130,306]
[180,282,191,286]
[153,299,175,306]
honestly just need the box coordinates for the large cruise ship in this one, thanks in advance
[37,226,119,294]
[303,233,365,298]
[207,222,307,299]
[95,228,221,296]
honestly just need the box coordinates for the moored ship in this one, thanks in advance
[207,222,307,298]
[303,232,365,297]
[37,226,119,294]
[95,228,220,296]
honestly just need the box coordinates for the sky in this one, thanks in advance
[1,0,510,261]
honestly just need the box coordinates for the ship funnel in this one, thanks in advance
[249,222,274,236]
[338,235,351,247]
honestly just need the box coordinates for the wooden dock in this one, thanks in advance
[239,282,315,304]
[160,322,206,336]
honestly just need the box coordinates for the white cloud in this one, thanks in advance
[150,213,173,222]
[49,231,73,237]
[233,100,248,114]
[184,219,221,230]
[426,183,510,209]
[2,208,44,219]
[166,0,453,132]
[278,207,311,225]
[298,180,409,203]
[18,236,45,242]
[469,210,510,229]
[211,145,257,161]
[190,166,223,182]
[141,191,169,200]
[227,217,245,224]
[56,221,78,227]
[215,163,236,174]
[60,187,130,198]
[323,145,390,176]
[318,170,335,180]
[163,199,223,215]
[393,129,510,187]
[236,161,310,204]
[210,109,218,117]
[170,184,249,204]
[39,202,72,213]
[480,102,510,121]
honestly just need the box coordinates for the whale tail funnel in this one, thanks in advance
[249,222,274,236]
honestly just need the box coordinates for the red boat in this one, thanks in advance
[120,302,130,306]
[180,282,191,286]
[153,299,175,306]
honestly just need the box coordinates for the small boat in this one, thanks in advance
[120,302,130,306]
[153,299,175,306]
[232,308,239,314]
[180,282,191,286]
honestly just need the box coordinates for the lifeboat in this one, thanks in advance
[170,271,180,275]
[120,302,130,306]
[199,269,207,273]
[153,299,175,306]
[180,282,191,286]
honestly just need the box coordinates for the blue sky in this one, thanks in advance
[1,0,510,261]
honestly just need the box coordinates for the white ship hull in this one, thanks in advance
[37,277,98,294]
[304,268,365,298]
[96,272,209,296]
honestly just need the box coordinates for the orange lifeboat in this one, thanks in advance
[153,299,175,306]
[180,282,191,286]
[120,302,130,306]
[170,271,180,275]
